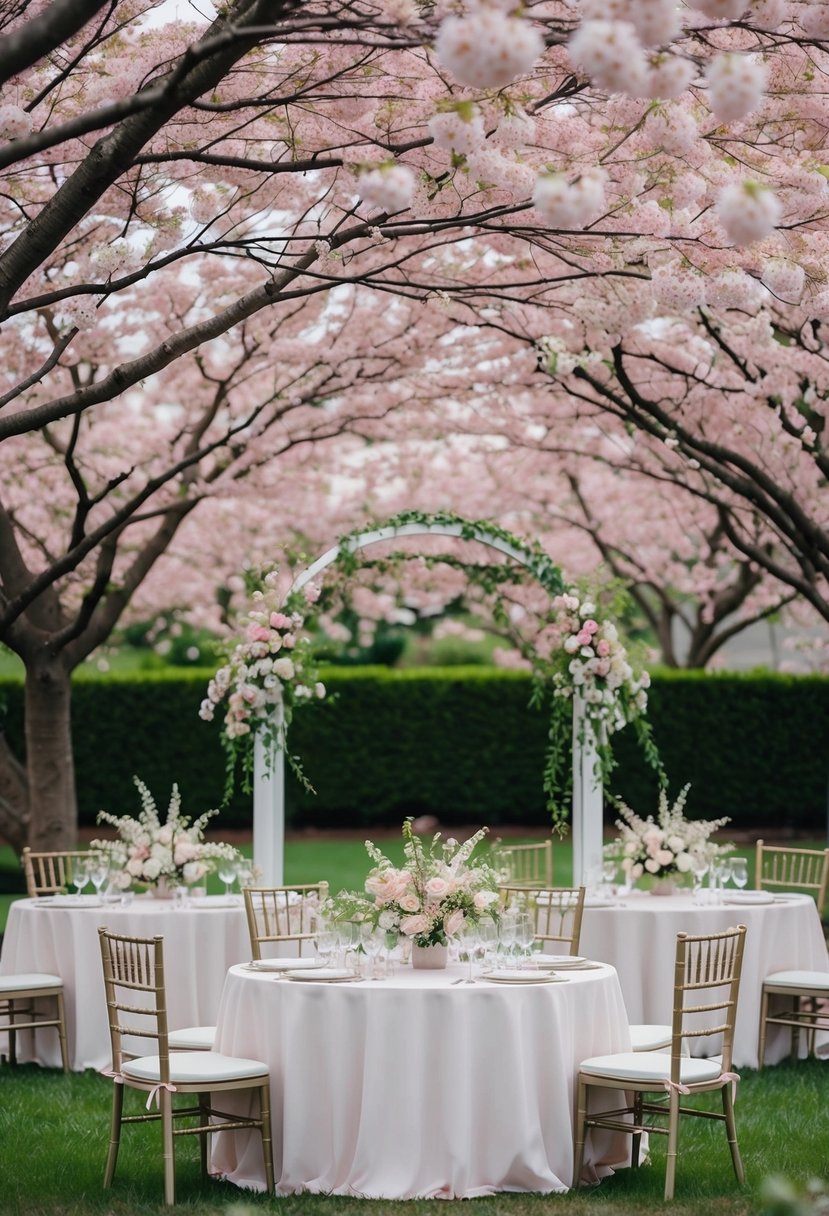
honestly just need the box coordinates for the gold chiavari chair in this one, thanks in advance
[499,884,585,956]
[754,842,829,1065]
[243,882,328,960]
[21,847,90,897]
[755,840,829,914]
[572,925,747,1202]
[98,928,274,1206]
[0,973,69,1071]
[492,840,553,888]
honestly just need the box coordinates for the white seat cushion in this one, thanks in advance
[764,970,829,989]
[122,1051,267,1085]
[0,973,63,992]
[629,1024,673,1052]
[167,1025,216,1050]
[580,1052,724,1086]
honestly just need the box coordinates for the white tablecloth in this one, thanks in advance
[211,961,632,1199]
[0,895,250,1070]
[580,892,829,1068]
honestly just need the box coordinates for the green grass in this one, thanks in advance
[0,1060,825,1214]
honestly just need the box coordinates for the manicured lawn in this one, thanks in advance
[0,1058,825,1215]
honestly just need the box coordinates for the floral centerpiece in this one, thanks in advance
[325,818,500,951]
[199,570,326,797]
[539,588,663,833]
[610,784,731,887]
[89,776,243,891]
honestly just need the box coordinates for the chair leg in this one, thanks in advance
[161,1089,176,1206]
[757,988,769,1070]
[663,1090,681,1201]
[260,1082,274,1193]
[631,1092,643,1168]
[722,1082,745,1185]
[572,1077,587,1189]
[55,992,69,1072]
[103,1083,124,1188]
[7,1001,17,1066]
[198,1093,209,1177]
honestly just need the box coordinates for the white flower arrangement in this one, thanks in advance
[612,784,731,882]
[89,776,242,889]
[200,571,326,796]
[324,818,501,948]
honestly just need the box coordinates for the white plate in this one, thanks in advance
[250,958,323,972]
[534,954,586,966]
[482,970,566,984]
[723,892,775,905]
[284,967,358,983]
[584,898,616,909]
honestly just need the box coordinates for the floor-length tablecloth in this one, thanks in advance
[580,892,828,1068]
[0,895,249,1070]
[211,961,632,1199]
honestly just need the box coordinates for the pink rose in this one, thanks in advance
[576,629,592,646]
[304,582,321,604]
[583,619,599,634]
[399,893,421,913]
[443,908,465,937]
[596,639,610,657]
[400,914,431,937]
[247,623,270,643]
[269,612,292,629]
[426,876,450,898]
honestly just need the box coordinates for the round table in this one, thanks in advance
[211,960,632,1199]
[579,891,829,1068]
[0,894,249,1070]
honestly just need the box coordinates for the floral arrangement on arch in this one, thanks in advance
[324,818,501,948]
[200,570,326,797]
[89,777,243,889]
[537,588,663,832]
[611,784,732,883]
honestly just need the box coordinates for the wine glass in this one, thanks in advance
[217,859,238,901]
[689,850,709,903]
[718,857,734,889]
[87,856,109,904]
[514,915,535,968]
[71,858,91,901]
[602,859,618,895]
[360,924,384,979]
[731,858,748,890]
[314,922,337,968]
[463,923,481,983]
[499,913,518,967]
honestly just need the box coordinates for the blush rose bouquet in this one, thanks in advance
[325,818,501,948]
[612,784,732,883]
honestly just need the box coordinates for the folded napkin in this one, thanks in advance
[722,890,775,904]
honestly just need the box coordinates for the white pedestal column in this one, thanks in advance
[253,717,285,886]
[571,693,604,887]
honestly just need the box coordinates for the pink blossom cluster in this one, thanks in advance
[761,257,805,304]
[533,169,606,228]
[434,7,544,90]
[715,181,781,245]
[327,821,500,948]
[357,164,415,213]
[547,591,651,734]
[200,577,325,742]
[705,53,767,124]
[89,777,241,889]
[428,107,486,155]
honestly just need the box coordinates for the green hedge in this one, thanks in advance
[0,667,827,832]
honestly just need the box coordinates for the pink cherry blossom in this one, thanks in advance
[761,258,805,304]
[568,20,649,97]
[706,53,767,123]
[716,182,781,245]
[357,164,415,213]
[434,10,544,90]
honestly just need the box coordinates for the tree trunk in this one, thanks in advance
[24,658,78,850]
[0,730,29,851]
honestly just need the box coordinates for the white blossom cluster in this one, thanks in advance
[613,785,731,881]
[89,777,241,888]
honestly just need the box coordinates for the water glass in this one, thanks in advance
[174,884,190,910]
[217,860,238,900]
[87,857,109,904]
[731,858,748,890]
[71,859,91,901]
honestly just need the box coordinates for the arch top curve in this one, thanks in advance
[290,517,563,598]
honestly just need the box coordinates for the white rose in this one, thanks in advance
[143,858,162,880]
[273,657,295,680]
[676,852,693,873]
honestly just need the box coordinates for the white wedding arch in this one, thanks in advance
[252,519,604,887]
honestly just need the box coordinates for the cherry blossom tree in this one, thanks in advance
[1,0,827,852]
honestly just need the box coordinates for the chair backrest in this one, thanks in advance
[22,847,89,897]
[499,884,585,955]
[492,840,553,888]
[243,883,329,960]
[669,925,747,1080]
[98,927,171,1080]
[755,840,829,915]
